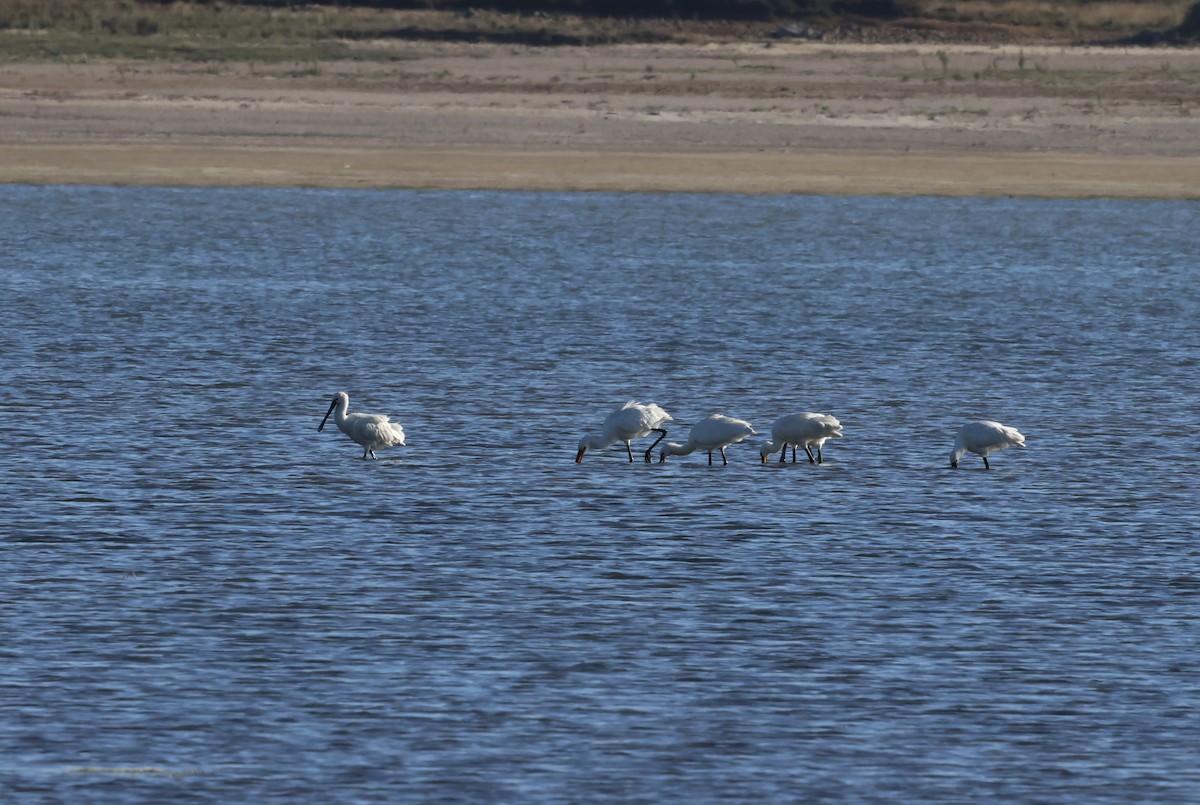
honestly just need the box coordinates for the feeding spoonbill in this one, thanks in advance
[759,413,844,464]
[659,414,757,466]
[318,391,406,460]
[950,420,1025,469]
[576,400,673,463]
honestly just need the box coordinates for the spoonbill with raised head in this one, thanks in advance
[659,414,757,466]
[950,420,1025,469]
[759,412,844,464]
[576,400,674,463]
[319,391,406,460]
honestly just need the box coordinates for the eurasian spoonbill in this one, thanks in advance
[576,400,673,463]
[659,414,757,466]
[950,420,1025,469]
[759,413,844,464]
[319,391,406,460]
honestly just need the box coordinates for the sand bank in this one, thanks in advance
[2,42,1199,197]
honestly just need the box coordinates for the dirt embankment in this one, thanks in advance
[2,40,1200,197]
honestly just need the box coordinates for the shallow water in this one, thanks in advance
[1,186,1198,802]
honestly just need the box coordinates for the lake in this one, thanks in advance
[1,185,1198,802]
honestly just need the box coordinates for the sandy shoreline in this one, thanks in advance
[5,143,1200,198]
[3,41,1200,197]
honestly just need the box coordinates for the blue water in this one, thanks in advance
[1,185,1198,802]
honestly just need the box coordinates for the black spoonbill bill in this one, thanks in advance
[319,391,406,460]
[950,420,1025,469]
[759,412,844,464]
[576,400,674,463]
[659,414,757,466]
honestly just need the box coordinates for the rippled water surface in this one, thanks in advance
[2,186,1198,802]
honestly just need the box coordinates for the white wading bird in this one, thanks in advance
[318,391,406,460]
[659,414,757,466]
[759,412,844,464]
[576,400,673,463]
[950,420,1025,469]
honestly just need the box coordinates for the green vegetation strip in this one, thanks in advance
[0,0,1197,62]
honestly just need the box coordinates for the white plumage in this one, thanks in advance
[576,400,674,463]
[659,414,757,466]
[759,412,844,464]
[318,391,406,460]
[950,420,1025,469]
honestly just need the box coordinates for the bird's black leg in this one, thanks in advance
[816,445,824,464]
[778,446,787,464]
[625,441,634,463]
[983,456,990,470]
[720,448,728,466]
[644,429,668,464]
[804,445,816,464]
[707,450,714,466]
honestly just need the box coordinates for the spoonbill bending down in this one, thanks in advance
[760,412,844,464]
[659,414,756,466]
[576,400,673,463]
[319,391,406,460]
[950,420,1025,469]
